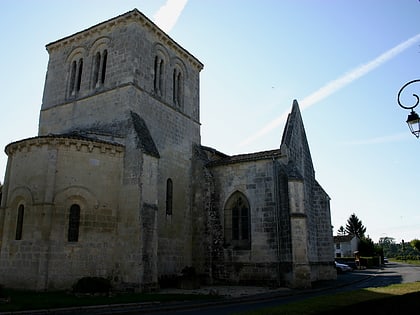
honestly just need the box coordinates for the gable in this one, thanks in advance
[280,100,314,179]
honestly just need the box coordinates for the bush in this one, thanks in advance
[72,277,112,294]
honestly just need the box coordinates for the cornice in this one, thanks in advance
[5,135,124,157]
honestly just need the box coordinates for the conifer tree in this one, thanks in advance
[345,213,366,239]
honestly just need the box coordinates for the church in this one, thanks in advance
[0,9,336,291]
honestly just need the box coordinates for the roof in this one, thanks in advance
[333,235,357,243]
[207,149,284,167]
[130,112,160,158]
[5,134,124,155]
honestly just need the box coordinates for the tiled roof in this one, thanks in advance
[207,149,284,166]
[333,235,356,243]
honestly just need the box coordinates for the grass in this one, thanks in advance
[390,258,420,265]
[238,281,420,315]
[0,289,220,312]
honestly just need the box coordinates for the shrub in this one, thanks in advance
[72,277,112,294]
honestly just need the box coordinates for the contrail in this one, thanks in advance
[239,33,420,148]
[153,0,188,33]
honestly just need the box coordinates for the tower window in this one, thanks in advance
[68,204,81,242]
[15,204,24,240]
[173,68,183,107]
[154,56,164,96]
[92,49,108,88]
[166,178,173,215]
[69,57,83,96]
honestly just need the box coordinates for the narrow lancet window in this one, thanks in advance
[69,60,77,95]
[173,68,183,107]
[68,204,81,242]
[93,52,101,87]
[154,56,164,96]
[76,59,83,92]
[15,204,24,240]
[100,49,107,84]
[166,178,173,215]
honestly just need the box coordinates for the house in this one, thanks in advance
[334,235,359,258]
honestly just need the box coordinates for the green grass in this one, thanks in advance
[238,282,420,315]
[390,258,420,265]
[0,289,220,312]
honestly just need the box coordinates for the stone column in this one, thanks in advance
[38,144,58,290]
[288,178,311,288]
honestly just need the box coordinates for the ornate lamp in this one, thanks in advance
[397,79,420,138]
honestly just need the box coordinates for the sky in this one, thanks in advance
[1,0,419,243]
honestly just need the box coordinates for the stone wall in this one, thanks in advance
[37,9,203,281]
[0,136,130,290]
[208,158,281,285]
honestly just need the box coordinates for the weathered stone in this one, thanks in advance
[0,9,335,292]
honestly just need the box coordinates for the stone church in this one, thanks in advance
[0,9,335,291]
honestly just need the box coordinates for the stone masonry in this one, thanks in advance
[0,9,336,291]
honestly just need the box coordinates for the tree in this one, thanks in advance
[411,239,420,252]
[337,226,346,236]
[345,213,366,239]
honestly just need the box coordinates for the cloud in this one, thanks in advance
[239,33,420,148]
[153,0,189,33]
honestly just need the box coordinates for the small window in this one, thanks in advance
[69,61,77,95]
[69,57,83,97]
[166,178,173,215]
[100,49,107,84]
[92,50,108,88]
[76,59,83,92]
[68,204,81,242]
[93,52,101,87]
[15,204,24,240]
[154,56,164,96]
[172,68,183,107]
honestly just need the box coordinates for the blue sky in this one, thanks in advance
[1,0,419,243]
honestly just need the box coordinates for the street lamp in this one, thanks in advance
[397,79,420,138]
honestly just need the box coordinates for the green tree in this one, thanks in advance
[337,226,346,236]
[345,213,366,239]
[359,237,375,256]
[410,239,420,252]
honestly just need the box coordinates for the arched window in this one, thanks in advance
[224,192,251,249]
[154,56,164,96]
[166,178,173,215]
[69,57,83,96]
[101,49,107,84]
[15,204,24,240]
[68,204,81,242]
[172,68,183,107]
[92,49,108,88]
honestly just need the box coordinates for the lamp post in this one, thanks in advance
[397,79,420,138]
